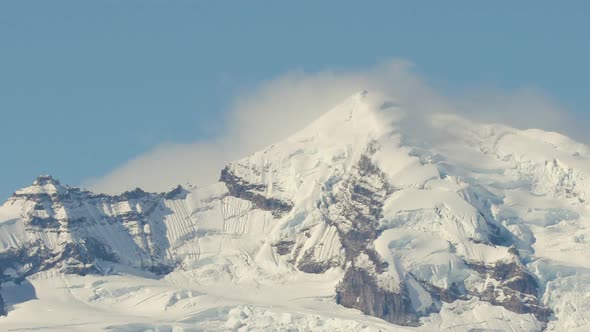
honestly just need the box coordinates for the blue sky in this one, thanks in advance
[1,1,589,199]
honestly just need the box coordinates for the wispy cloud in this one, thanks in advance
[84,59,583,194]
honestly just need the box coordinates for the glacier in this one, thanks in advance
[0,91,588,331]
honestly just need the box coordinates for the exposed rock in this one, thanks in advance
[326,151,551,327]
[272,240,295,255]
[147,264,175,275]
[65,237,116,264]
[468,261,539,296]
[415,278,467,303]
[27,216,60,229]
[0,242,56,284]
[220,166,293,218]
[0,237,120,282]
[0,287,5,317]
[297,248,340,274]
[0,118,574,329]
[336,268,418,326]
[508,244,519,256]
[467,260,552,321]
[320,152,426,325]
[164,185,189,200]
[484,289,552,322]
[117,188,152,201]
[33,175,60,186]
[2,178,177,285]
[0,237,124,315]
[320,153,393,266]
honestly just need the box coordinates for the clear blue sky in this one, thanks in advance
[1,1,589,200]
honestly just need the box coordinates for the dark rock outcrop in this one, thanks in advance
[0,242,56,283]
[220,166,293,218]
[469,261,539,296]
[0,288,5,317]
[272,240,295,255]
[117,188,151,201]
[33,175,60,186]
[322,150,551,327]
[467,261,552,321]
[480,286,552,322]
[317,152,424,325]
[164,185,190,200]
[59,238,119,275]
[319,153,393,266]
[415,278,467,304]
[336,268,418,326]
[0,237,119,281]
[297,248,340,274]
[27,216,60,229]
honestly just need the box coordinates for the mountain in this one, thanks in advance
[0,91,588,331]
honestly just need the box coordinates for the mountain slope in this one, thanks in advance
[0,91,588,331]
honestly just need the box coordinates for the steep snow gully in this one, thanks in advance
[1,92,589,331]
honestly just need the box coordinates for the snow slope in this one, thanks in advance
[0,91,588,331]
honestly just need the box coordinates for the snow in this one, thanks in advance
[1,266,551,332]
[422,298,545,331]
[1,91,589,331]
[0,268,410,332]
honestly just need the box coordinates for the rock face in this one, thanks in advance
[1,92,589,330]
[220,166,293,218]
[0,176,180,282]
[318,152,421,324]
[0,289,5,317]
[336,268,418,326]
[467,261,552,321]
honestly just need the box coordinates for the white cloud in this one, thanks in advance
[84,59,583,194]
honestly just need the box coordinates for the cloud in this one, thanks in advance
[84,59,583,194]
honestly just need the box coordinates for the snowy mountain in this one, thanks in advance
[0,91,588,331]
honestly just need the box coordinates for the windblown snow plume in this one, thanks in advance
[86,60,586,195]
[1,91,589,331]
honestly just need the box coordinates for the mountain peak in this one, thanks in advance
[12,174,66,198]
[32,175,60,186]
[1,92,589,331]
[289,90,402,145]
